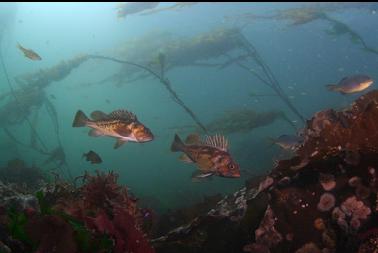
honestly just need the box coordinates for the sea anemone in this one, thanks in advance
[295,242,322,253]
[317,193,336,212]
[319,173,336,191]
[356,185,371,200]
[348,177,362,187]
[314,218,325,231]
[341,196,371,220]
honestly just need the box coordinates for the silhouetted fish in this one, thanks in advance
[269,134,303,150]
[17,43,42,61]
[82,150,102,164]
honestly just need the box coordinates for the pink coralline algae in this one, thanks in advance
[317,193,336,212]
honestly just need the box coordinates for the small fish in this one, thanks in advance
[171,133,240,179]
[17,43,42,61]
[49,94,56,100]
[105,99,111,104]
[326,75,373,94]
[269,134,303,150]
[72,109,154,149]
[82,150,102,164]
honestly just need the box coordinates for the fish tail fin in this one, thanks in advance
[326,84,338,92]
[171,134,185,152]
[72,110,89,127]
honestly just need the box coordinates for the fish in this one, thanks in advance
[82,150,102,164]
[269,134,304,150]
[116,2,160,18]
[326,75,373,94]
[17,43,42,61]
[171,133,240,179]
[72,109,154,149]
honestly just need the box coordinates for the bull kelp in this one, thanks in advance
[0,2,377,253]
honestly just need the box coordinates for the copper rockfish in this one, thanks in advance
[72,109,153,149]
[171,133,240,179]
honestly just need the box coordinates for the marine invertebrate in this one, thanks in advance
[319,173,336,191]
[313,218,325,231]
[355,185,371,200]
[295,242,322,253]
[332,196,371,232]
[349,176,362,187]
[317,193,335,212]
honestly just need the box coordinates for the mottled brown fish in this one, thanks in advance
[82,150,102,164]
[17,43,42,61]
[72,109,154,149]
[326,75,373,94]
[171,133,240,179]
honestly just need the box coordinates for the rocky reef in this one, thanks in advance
[152,90,378,253]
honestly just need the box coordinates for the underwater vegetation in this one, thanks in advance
[0,170,155,253]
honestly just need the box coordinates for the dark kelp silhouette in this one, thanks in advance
[87,54,208,133]
[0,49,75,180]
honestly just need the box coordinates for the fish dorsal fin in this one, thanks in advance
[185,133,201,145]
[109,109,137,121]
[91,110,109,120]
[203,134,228,151]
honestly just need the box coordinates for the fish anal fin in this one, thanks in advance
[179,154,194,163]
[114,139,127,149]
[89,129,104,137]
[90,110,109,120]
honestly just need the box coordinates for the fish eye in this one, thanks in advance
[229,164,235,169]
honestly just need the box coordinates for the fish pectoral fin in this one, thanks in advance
[196,157,213,171]
[179,154,194,163]
[114,127,132,137]
[114,139,127,149]
[88,129,104,137]
[191,171,214,182]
